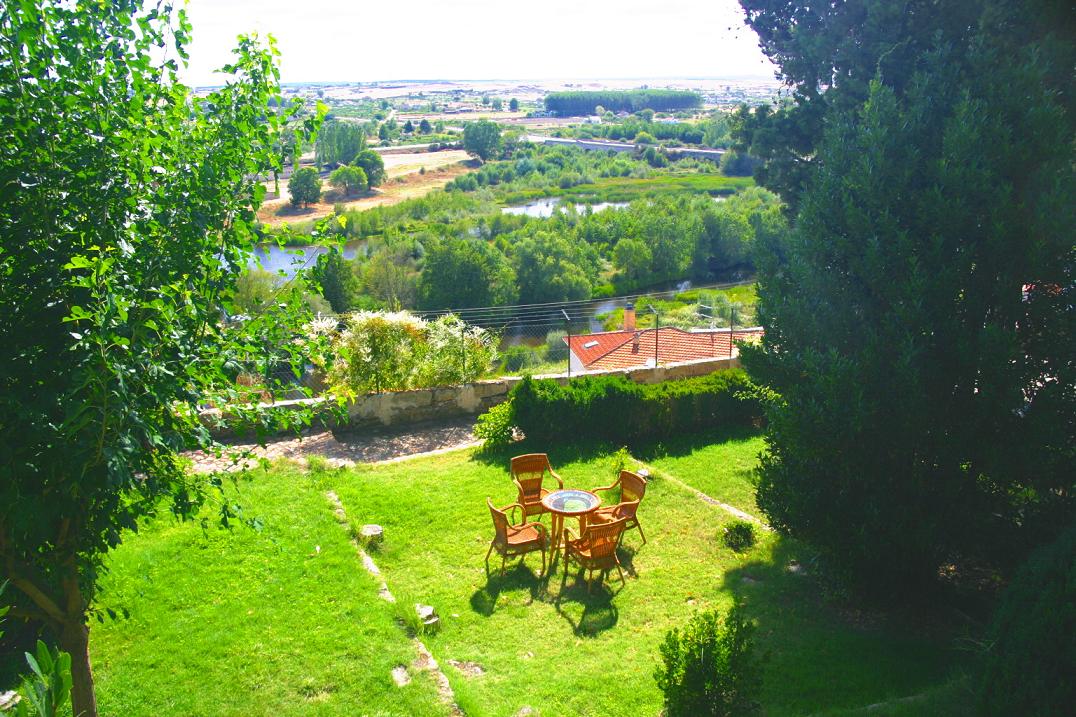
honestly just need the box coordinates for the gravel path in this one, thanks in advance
[187,416,478,473]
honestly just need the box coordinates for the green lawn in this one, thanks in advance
[638,426,767,517]
[86,435,970,716]
[90,465,449,716]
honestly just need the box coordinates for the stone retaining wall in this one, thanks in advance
[204,355,740,438]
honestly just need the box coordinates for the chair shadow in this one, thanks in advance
[470,561,548,617]
[553,571,622,637]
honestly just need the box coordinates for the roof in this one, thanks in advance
[565,327,763,371]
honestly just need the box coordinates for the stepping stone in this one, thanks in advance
[391,666,410,687]
[361,524,384,545]
[416,603,441,632]
[447,659,485,677]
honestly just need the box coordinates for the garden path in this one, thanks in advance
[186,416,478,473]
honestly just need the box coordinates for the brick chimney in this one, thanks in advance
[623,302,636,332]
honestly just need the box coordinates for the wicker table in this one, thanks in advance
[541,489,601,566]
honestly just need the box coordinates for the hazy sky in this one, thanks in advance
[183,0,777,86]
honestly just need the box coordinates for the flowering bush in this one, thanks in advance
[328,311,497,395]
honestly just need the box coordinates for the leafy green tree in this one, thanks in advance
[231,269,279,314]
[419,238,517,309]
[512,231,597,303]
[509,98,519,112]
[419,118,432,134]
[377,123,390,142]
[0,5,316,715]
[363,248,417,310]
[634,131,656,145]
[314,119,366,168]
[739,0,1075,593]
[463,119,503,161]
[353,149,387,187]
[613,238,653,283]
[288,167,322,207]
[403,119,414,133]
[311,249,360,313]
[719,150,758,177]
[491,98,503,111]
[329,164,368,196]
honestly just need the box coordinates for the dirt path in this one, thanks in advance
[258,152,473,226]
[187,416,478,473]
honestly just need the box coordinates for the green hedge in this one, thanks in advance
[509,369,759,445]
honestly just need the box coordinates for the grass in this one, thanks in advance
[501,173,754,205]
[89,465,449,716]
[84,433,971,716]
[637,426,767,516]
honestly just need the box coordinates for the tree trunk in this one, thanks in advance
[60,618,97,717]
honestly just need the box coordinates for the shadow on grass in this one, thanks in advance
[554,572,621,637]
[470,562,547,617]
[632,423,764,463]
[470,438,624,471]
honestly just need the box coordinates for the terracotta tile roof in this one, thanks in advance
[564,330,635,366]
[566,327,763,371]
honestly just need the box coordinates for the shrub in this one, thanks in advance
[509,369,759,446]
[474,400,516,449]
[977,523,1076,716]
[722,520,757,552]
[328,311,497,395]
[654,604,763,717]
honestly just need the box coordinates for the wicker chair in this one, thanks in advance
[485,498,549,577]
[510,453,564,522]
[591,470,648,545]
[560,517,629,594]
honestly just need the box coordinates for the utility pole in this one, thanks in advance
[647,304,659,367]
[562,309,571,379]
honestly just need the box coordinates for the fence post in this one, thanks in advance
[562,309,571,379]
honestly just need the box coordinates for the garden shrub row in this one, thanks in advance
[509,369,759,445]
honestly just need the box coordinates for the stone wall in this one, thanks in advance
[204,355,740,438]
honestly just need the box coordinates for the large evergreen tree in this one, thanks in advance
[738,0,1074,592]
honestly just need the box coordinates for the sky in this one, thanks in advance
[182,0,777,86]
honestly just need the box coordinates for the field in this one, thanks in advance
[257,150,474,226]
[88,434,974,716]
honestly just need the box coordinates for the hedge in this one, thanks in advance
[509,369,759,445]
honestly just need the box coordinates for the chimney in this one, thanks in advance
[623,302,636,332]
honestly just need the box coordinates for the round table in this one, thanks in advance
[541,489,601,559]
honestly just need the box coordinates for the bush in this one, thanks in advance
[977,523,1076,716]
[722,520,757,552]
[654,604,763,717]
[474,400,515,448]
[509,369,759,446]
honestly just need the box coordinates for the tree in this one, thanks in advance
[231,269,279,314]
[512,231,597,304]
[377,123,390,142]
[311,249,360,313]
[719,150,758,177]
[329,165,368,196]
[364,248,417,309]
[314,119,366,168]
[419,239,517,309]
[463,119,503,162]
[419,118,432,134]
[0,5,313,715]
[353,149,387,187]
[509,98,519,112]
[613,238,653,283]
[738,0,1075,594]
[403,119,414,133]
[288,167,322,207]
[491,98,503,111]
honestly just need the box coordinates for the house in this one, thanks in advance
[564,303,763,373]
